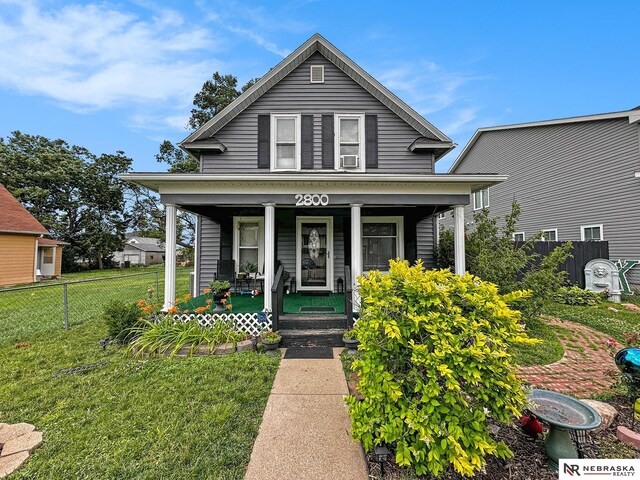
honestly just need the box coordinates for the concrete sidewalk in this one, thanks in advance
[244,348,368,480]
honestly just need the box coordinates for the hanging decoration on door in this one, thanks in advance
[308,229,320,260]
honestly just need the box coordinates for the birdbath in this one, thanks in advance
[527,389,601,471]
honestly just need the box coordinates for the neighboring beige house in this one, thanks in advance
[113,235,165,266]
[0,184,66,286]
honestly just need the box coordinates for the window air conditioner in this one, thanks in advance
[341,155,359,168]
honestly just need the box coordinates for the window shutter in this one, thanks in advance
[321,114,334,169]
[301,115,314,169]
[365,114,378,168]
[257,115,270,169]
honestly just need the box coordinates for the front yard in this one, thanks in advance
[0,321,280,479]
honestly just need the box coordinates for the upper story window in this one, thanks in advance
[581,224,603,241]
[271,114,301,171]
[473,188,489,210]
[335,113,365,171]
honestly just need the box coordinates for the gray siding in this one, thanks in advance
[197,216,221,294]
[202,52,434,174]
[447,118,640,285]
[416,216,436,268]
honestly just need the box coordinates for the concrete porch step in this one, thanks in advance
[280,328,345,348]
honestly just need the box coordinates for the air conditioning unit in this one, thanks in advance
[341,155,359,168]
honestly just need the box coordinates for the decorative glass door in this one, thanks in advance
[296,217,333,291]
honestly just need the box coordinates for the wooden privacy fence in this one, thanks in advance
[530,241,609,288]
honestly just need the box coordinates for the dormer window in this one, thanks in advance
[335,113,365,171]
[310,65,324,83]
[270,113,301,171]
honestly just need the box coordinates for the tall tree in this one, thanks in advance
[155,140,198,173]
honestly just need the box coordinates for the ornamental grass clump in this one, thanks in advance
[346,260,537,478]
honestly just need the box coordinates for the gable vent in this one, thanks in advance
[310,65,324,84]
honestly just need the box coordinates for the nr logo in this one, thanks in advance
[564,463,581,476]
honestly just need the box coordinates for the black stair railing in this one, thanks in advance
[271,264,285,331]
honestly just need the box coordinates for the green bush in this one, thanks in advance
[103,300,143,344]
[346,260,535,477]
[553,286,605,306]
[130,317,247,357]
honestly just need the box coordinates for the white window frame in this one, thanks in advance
[309,65,324,83]
[270,113,301,172]
[473,188,490,210]
[512,232,525,242]
[233,217,265,275]
[361,216,404,273]
[539,228,558,241]
[334,113,366,172]
[580,224,604,241]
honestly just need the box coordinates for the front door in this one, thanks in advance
[296,217,333,291]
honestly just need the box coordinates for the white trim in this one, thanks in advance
[539,228,558,241]
[580,224,604,241]
[194,215,200,294]
[33,237,40,282]
[334,113,366,172]
[232,217,265,275]
[270,113,301,172]
[309,64,324,83]
[473,188,489,210]
[512,232,525,241]
[296,216,334,292]
[453,205,465,275]
[361,216,404,273]
[163,204,177,311]
[450,109,639,173]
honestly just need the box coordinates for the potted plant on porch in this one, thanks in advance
[261,330,281,351]
[208,280,232,311]
[342,328,359,354]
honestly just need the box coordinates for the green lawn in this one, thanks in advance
[0,267,192,345]
[0,321,280,479]
[542,301,640,341]
[512,315,565,366]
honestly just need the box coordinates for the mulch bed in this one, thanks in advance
[344,372,639,479]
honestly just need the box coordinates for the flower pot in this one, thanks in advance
[343,338,359,355]
[262,339,280,352]
[213,287,231,305]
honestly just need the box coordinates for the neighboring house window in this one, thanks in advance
[473,188,489,210]
[512,232,525,242]
[581,224,603,241]
[539,229,558,241]
[362,217,404,271]
[233,217,265,273]
[335,113,365,171]
[270,114,301,171]
[43,248,54,264]
[149,255,154,260]
[438,212,446,220]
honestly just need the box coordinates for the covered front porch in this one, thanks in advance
[122,172,506,321]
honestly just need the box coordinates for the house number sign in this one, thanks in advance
[294,194,329,206]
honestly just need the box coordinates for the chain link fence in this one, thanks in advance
[0,268,191,344]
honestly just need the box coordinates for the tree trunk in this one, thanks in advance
[98,254,104,270]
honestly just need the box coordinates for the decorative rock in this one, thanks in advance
[617,426,640,450]
[214,343,235,355]
[0,423,35,444]
[0,451,30,478]
[608,306,619,312]
[622,303,640,313]
[0,431,43,457]
[579,399,618,433]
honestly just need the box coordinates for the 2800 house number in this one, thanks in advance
[294,194,329,206]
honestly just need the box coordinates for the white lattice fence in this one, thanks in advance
[171,312,272,336]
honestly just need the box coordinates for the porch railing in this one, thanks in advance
[344,265,354,328]
[271,264,285,331]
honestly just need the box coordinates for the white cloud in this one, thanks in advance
[227,26,291,57]
[441,107,479,135]
[0,1,219,112]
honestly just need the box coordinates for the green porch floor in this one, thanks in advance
[178,292,344,314]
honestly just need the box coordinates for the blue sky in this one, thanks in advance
[0,0,638,173]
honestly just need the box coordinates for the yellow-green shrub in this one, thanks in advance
[346,260,535,477]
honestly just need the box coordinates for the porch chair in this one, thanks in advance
[215,259,238,293]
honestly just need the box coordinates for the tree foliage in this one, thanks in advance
[436,202,572,320]
[347,260,535,477]
[0,131,131,271]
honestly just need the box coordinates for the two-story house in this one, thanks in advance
[124,34,506,312]
[442,107,640,292]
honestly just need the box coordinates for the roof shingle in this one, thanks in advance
[0,184,48,235]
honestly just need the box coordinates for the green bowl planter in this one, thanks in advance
[343,337,359,354]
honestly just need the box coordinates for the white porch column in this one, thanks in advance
[163,204,177,310]
[350,204,363,308]
[263,203,276,311]
[453,204,466,276]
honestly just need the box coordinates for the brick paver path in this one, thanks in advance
[518,318,617,397]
